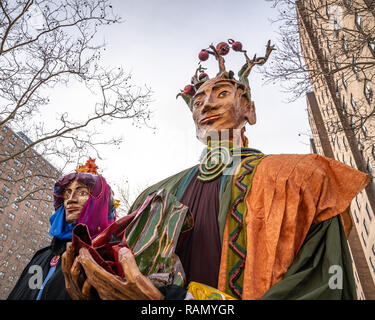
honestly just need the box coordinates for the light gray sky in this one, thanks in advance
[54,0,312,200]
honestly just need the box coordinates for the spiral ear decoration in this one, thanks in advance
[177,39,275,111]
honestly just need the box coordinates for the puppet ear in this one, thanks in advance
[241,95,256,125]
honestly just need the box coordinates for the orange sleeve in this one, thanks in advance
[239,153,369,300]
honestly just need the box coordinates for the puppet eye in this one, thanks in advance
[218,90,229,97]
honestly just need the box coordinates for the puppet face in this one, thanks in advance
[191,79,256,144]
[63,180,90,223]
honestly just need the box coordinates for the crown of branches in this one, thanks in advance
[177,39,275,110]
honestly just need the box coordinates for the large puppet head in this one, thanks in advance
[177,39,275,145]
[50,158,117,239]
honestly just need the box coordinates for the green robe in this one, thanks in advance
[128,159,357,300]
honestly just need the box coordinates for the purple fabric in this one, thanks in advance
[53,172,116,239]
[176,171,222,288]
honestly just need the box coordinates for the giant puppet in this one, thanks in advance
[8,159,117,300]
[62,40,369,300]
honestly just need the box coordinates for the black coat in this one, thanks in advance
[7,237,71,300]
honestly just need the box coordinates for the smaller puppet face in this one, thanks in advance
[63,180,90,223]
[191,78,256,144]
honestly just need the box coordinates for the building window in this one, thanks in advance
[336,136,341,149]
[342,74,347,89]
[2,184,11,194]
[353,209,359,223]
[365,203,373,221]
[362,123,368,137]
[361,232,367,247]
[358,137,364,153]
[342,36,349,53]
[370,257,375,274]
[334,56,339,69]
[356,196,361,210]
[364,81,373,104]
[363,219,369,236]
[0,194,9,204]
[367,159,373,176]
[14,159,23,168]
[342,137,348,151]
[327,39,331,52]
[352,57,359,78]
[355,12,363,30]
[326,4,331,17]
[350,94,357,111]
[336,81,341,98]
[369,40,375,57]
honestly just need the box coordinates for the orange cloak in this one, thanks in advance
[218,154,370,299]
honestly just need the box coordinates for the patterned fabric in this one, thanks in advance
[225,153,265,299]
[126,189,190,284]
[198,146,232,182]
[185,281,236,300]
[72,189,192,287]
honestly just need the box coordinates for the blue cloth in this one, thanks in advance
[49,206,77,240]
[36,265,56,300]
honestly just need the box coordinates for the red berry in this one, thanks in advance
[216,42,230,55]
[232,41,243,51]
[183,85,196,96]
[198,50,209,61]
[198,72,208,81]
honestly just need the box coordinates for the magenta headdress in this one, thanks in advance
[51,158,116,239]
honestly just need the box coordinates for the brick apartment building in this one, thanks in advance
[297,0,375,298]
[0,125,60,299]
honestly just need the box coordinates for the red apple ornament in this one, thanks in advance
[199,73,209,81]
[183,85,196,96]
[216,42,230,55]
[198,50,209,61]
[232,41,243,51]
